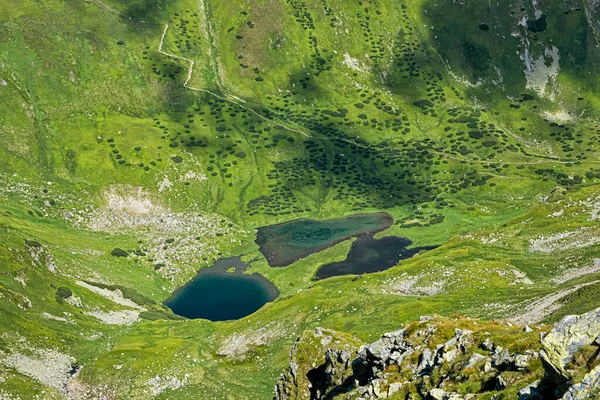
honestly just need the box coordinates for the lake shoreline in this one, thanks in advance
[255,212,393,267]
[164,257,279,321]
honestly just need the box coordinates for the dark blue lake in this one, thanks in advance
[315,234,437,280]
[164,257,279,321]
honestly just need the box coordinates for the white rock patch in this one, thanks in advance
[0,348,74,394]
[42,312,74,324]
[102,185,158,216]
[217,323,286,359]
[342,53,367,73]
[553,259,600,284]
[523,45,560,97]
[511,280,600,324]
[71,184,242,284]
[157,175,173,192]
[529,227,600,253]
[26,244,58,273]
[86,309,140,325]
[65,295,83,308]
[383,273,446,296]
[147,373,190,396]
[75,281,143,310]
[542,110,573,123]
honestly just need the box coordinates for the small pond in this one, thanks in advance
[255,212,393,267]
[315,234,437,280]
[164,257,279,321]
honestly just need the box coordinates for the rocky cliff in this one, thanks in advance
[276,308,600,399]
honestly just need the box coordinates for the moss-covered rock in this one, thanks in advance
[541,307,600,396]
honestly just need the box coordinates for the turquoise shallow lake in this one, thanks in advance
[255,212,393,267]
[164,257,279,321]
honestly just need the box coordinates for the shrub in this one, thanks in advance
[56,286,72,303]
[110,248,128,257]
[414,99,434,109]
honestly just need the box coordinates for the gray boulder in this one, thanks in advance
[561,364,600,400]
[518,380,543,400]
[540,307,600,395]
[541,308,600,374]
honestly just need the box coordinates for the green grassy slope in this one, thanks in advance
[1,0,600,398]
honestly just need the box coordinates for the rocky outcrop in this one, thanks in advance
[276,308,600,399]
[541,309,600,375]
[540,307,600,399]
[275,327,362,400]
[275,316,545,399]
[561,364,600,400]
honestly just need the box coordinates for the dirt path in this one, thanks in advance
[432,151,600,166]
[158,23,311,138]
[84,0,309,138]
[510,280,600,325]
[86,0,124,17]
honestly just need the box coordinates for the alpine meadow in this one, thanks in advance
[2,0,600,399]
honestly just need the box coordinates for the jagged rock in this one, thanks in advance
[495,374,507,390]
[518,380,543,400]
[444,337,457,351]
[356,386,369,396]
[429,388,449,400]
[366,338,393,362]
[417,347,440,376]
[387,382,403,396]
[455,329,473,352]
[275,316,555,400]
[443,348,459,363]
[290,361,299,384]
[483,359,493,373]
[493,348,510,369]
[371,378,387,398]
[390,348,414,367]
[324,347,353,385]
[524,325,533,333]
[383,329,406,344]
[542,308,600,372]
[275,328,361,400]
[465,353,486,368]
[480,338,494,351]
[541,307,600,395]
[361,329,406,366]
[514,354,531,370]
[561,364,600,399]
[427,389,464,400]
[455,329,472,338]
[353,329,411,385]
